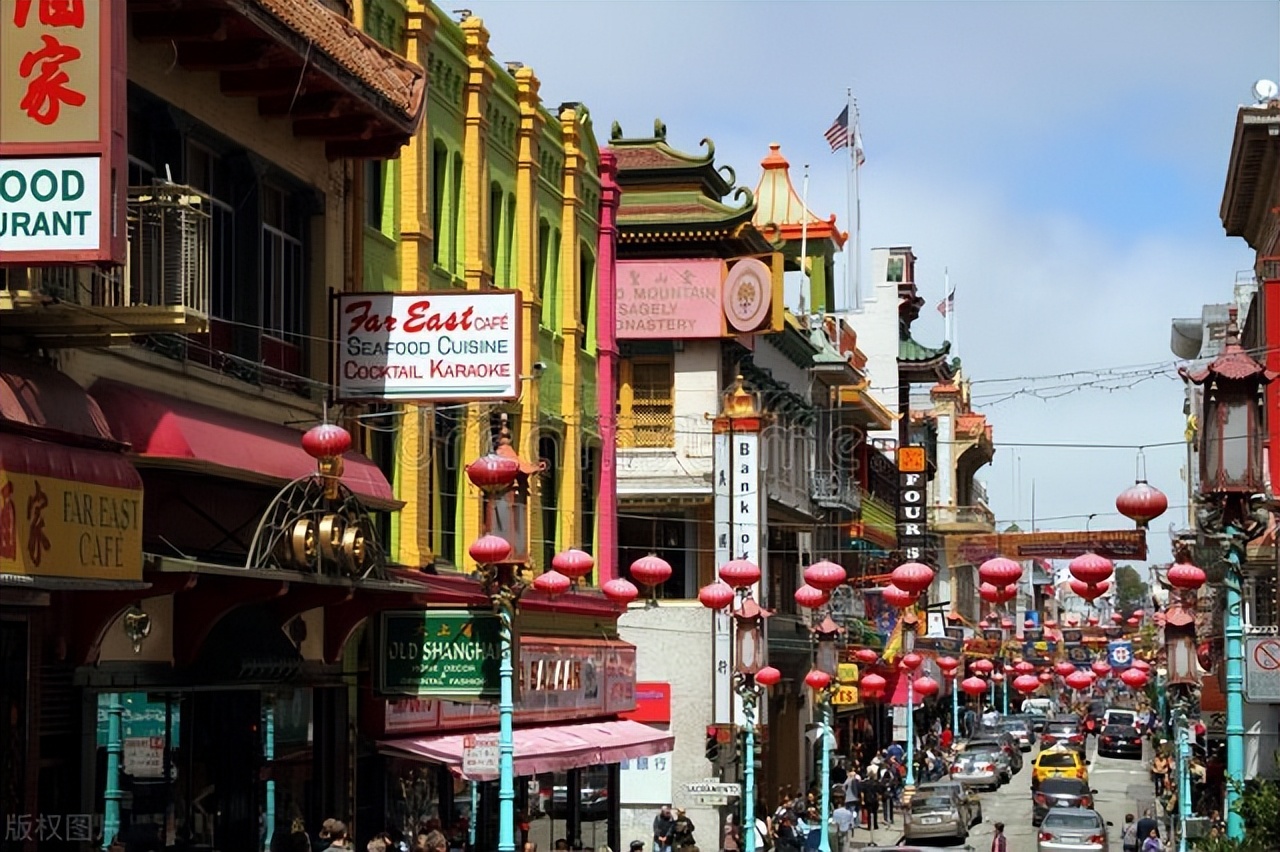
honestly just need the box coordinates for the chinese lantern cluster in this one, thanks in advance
[1068,552,1114,602]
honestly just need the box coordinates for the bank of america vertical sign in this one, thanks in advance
[898,446,927,562]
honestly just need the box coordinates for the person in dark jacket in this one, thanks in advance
[653,806,677,852]
[1134,813,1159,848]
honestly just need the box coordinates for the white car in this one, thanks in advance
[1037,807,1110,852]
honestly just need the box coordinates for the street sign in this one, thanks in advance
[692,794,731,806]
[462,733,499,778]
[376,609,503,700]
[1245,637,1280,702]
[1107,640,1133,671]
[685,779,741,797]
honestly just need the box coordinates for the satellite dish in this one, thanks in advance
[1253,79,1279,103]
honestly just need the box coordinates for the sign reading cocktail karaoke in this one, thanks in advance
[334,291,521,402]
[377,610,503,700]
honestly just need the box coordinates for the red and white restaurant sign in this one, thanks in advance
[334,291,522,402]
[0,0,127,265]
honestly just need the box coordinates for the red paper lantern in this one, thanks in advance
[755,666,782,687]
[1121,668,1149,688]
[890,561,935,595]
[533,569,570,596]
[794,584,830,610]
[1087,615,1100,626]
[1116,480,1168,529]
[805,560,847,592]
[1127,616,1141,627]
[960,676,988,696]
[1133,658,1151,672]
[1014,674,1041,694]
[720,559,761,589]
[992,671,1006,684]
[1014,661,1036,675]
[1091,660,1112,676]
[1168,561,1207,591]
[971,659,994,676]
[1111,612,1124,624]
[913,676,940,698]
[601,577,638,606]
[1038,671,1054,684]
[1000,584,1018,603]
[1069,552,1114,586]
[936,655,960,675]
[1024,619,1036,629]
[1000,618,1014,630]
[805,669,832,691]
[855,648,879,665]
[1070,578,1110,601]
[978,556,1023,587]
[465,452,520,493]
[882,585,917,610]
[630,554,673,588]
[698,582,736,610]
[302,422,352,458]
[469,534,512,565]
[1065,670,1093,691]
[1054,661,1076,677]
[860,672,887,698]
[900,652,924,672]
[1044,619,1059,629]
[552,548,595,581]
[1133,609,1145,618]
[979,583,1003,604]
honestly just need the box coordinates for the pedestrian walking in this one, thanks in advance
[990,822,1006,852]
[653,806,676,852]
[1151,751,1171,796]
[1141,828,1165,852]
[1121,814,1138,852]
[859,772,879,832]
[672,810,696,849]
[831,798,854,852]
[878,763,898,824]
[1135,812,1159,848]
[721,814,741,852]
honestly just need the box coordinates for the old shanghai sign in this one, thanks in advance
[335,291,521,402]
[378,610,503,700]
[0,0,128,265]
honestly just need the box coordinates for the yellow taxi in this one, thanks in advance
[1031,746,1088,789]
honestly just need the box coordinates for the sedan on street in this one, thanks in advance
[1097,725,1144,760]
[950,749,1002,791]
[999,717,1036,750]
[903,792,969,844]
[1032,777,1095,826]
[1036,807,1110,852]
[1040,716,1087,753]
[916,779,982,827]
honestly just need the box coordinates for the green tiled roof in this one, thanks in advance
[899,332,960,381]
[617,188,754,228]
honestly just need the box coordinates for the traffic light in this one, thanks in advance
[705,733,720,764]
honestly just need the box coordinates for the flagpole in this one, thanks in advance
[851,92,862,312]
[944,267,951,347]
[800,164,813,314]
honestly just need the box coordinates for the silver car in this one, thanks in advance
[1036,807,1110,852]
[950,749,1001,791]
[916,778,982,827]
[903,792,968,843]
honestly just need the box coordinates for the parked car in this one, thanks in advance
[1032,747,1089,790]
[999,717,1036,750]
[1036,806,1110,852]
[916,778,982,827]
[966,732,1023,773]
[1040,716,1087,752]
[1097,725,1144,760]
[950,748,1002,791]
[903,792,969,843]
[1032,777,1095,826]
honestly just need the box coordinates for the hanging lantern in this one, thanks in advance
[1127,616,1141,627]
[1111,613,1124,624]
[999,584,1018,603]
[978,556,1023,588]
[900,652,924,672]
[602,577,639,606]
[913,676,940,698]
[936,656,960,676]
[465,451,521,494]
[1054,661,1076,677]
[805,669,833,691]
[971,659,994,676]
[1070,578,1110,602]
[469,534,513,565]
[755,666,783,687]
[881,584,917,610]
[1133,609,1145,618]
[1121,668,1149,689]
[1014,661,1036,675]
[1069,552,1114,586]
[1000,617,1014,630]
[1133,658,1151,672]
[1116,480,1168,529]
[794,583,830,610]
[860,672,887,699]
[979,583,1003,604]
[1024,618,1036,629]
[1013,674,1041,694]
[1065,670,1094,691]
[1168,561,1207,591]
[1087,614,1100,626]
[720,559,762,589]
[533,569,571,597]
[960,676,988,696]
[698,581,736,610]
[804,560,847,593]
[1038,671,1054,684]
[855,648,879,665]
[1044,619,1059,629]
[302,422,352,459]
[992,671,1006,684]
[1091,660,1112,677]
[890,561,935,595]
[630,554,673,588]
[552,549,595,582]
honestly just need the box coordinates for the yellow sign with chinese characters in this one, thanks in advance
[831,685,860,706]
[832,663,860,705]
[0,469,142,580]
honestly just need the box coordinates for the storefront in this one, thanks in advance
[361,624,669,852]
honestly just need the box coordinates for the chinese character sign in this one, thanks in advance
[1,0,100,144]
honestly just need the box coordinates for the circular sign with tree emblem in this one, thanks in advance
[722,258,772,332]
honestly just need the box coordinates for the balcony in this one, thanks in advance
[0,185,211,346]
[811,471,863,513]
[930,503,996,533]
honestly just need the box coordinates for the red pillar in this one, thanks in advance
[596,152,621,582]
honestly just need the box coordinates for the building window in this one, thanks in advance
[537,218,550,309]
[434,406,461,567]
[186,140,236,323]
[579,244,595,349]
[539,433,560,571]
[365,160,384,231]
[622,359,674,448]
[431,142,448,267]
[489,181,503,281]
[886,255,904,283]
[261,185,306,376]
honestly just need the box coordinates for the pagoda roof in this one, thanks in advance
[752,144,847,248]
[1180,308,1278,385]
[900,333,958,382]
[607,119,735,198]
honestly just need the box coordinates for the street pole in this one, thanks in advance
[103,693,123,851]
[741,684,759,852]
[1223,542,1245,841]
[1001,678,1009,716]
[497,599,516,852]
[1177,711,1191,852]
[905,677,916,787]
[951,675,959,738]
[263,696,275,852]
[818,696,832,852]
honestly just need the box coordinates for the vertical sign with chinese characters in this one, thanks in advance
[712,428,733,725]
[0,0,127,264]
[897,446,928,563]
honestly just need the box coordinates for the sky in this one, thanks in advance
[470,0,1279,566]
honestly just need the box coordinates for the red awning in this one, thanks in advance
[0,432,142,491]
[380,719,674,780]
[88,380,399,509]
[0,357,123,448]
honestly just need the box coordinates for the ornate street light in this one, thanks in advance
[936,655,961,737]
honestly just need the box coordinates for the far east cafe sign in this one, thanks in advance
[0,0,128,265]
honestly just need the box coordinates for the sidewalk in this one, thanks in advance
[835,821,902,849]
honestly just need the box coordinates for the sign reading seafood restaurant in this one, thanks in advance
[335,291,521,402]
[377,609,503,700]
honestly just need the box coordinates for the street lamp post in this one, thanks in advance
[798,560,847,852]
[937,656,961,740]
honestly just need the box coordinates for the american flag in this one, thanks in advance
[936,289,955,316]
[825,106,850,152]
